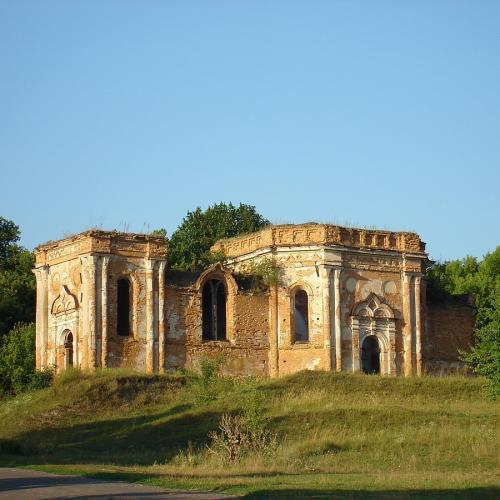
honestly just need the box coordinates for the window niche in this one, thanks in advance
[292,288,309,343]
[202,279,227,341]
[117,278,131,337]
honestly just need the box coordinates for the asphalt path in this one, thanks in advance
[0,468,237,499]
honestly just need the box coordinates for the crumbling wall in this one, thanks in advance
[165,267,270,377]
[424,293,475,374]
[275,250,329,375]
[106,257,147,370]
[184,288,270,377]
[164,284,189,371]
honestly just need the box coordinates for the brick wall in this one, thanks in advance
[424,292,475,374]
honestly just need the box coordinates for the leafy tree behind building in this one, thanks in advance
[168,202,269,271]
[426,247,500,397]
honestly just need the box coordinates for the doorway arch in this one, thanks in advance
[62,330,74,370]
[361,335,380,374]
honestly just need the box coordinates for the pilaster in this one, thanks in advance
[322,266,332,371]
[85,255,98,369]
[333,268,342,371]
[158,261,166,373]
[414,276,422,376]
[402,272,413,376]
[34,266,49,369]
[268,285,279,377]
[101,256,110,368]
[145,258,156,373]
[388,319,396,375]
[351,318,360,372]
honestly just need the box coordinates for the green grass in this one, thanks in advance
[0,369,499,498]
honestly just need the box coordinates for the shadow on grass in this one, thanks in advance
[1,403,223,466]
[243,488,500,499]
[3,469,497,500]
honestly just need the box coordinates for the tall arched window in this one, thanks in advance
[117,278,131,336]
[293,289,309,342]
[202,279,227,341]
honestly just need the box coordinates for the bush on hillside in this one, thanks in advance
[206,380,277,464]
[0,322,53,396]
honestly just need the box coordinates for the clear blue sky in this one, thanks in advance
[1,0,499,261]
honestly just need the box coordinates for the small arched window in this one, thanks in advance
[293,289,309,342]
[117,278,131,336]
[202,279,227,341]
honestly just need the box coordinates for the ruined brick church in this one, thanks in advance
[33,224,475,377]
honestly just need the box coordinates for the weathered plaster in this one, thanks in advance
[33,224,474,377]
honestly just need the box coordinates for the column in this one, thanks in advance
[85,255,98,370]
[322,266,332,371]
[145,259,155,373]
[402,272,413,376]
[414,276,422,377]
[34,266,49,369]
[333,268,342,371]
[158,261,166,373]
[101,256,110,368]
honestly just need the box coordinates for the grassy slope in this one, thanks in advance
[0,369,499,498]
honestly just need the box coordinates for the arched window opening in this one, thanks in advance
[293,289,309,342]
[63,330,73,369]
[202,279,227,341]
[361,336,380,374]
[117,278,131,337]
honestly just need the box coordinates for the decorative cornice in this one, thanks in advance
[35,230,167,266]
[212,223,427,259]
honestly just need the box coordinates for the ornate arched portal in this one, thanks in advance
[351,293,396,375]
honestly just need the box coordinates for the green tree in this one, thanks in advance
[168,203,269,271]
[426,247,500,397]
[0,217,35,338]
[0,322,53,396]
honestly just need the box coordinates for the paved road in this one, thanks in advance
[0,468,236,499]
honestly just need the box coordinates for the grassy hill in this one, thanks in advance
[0,368,499,498]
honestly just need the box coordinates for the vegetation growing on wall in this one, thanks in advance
[426,247,500,397]
[236,257,282,292]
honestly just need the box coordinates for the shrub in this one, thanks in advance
[237,257,282,292]
[29,367,54,391]
[0,322,53,395]
[207,380,277,464]
[0,439,23,455]
[193,356,223,403]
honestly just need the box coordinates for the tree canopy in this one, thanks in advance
[426,247,500,397]
[168,202,269,271]
[0,217,35,338]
